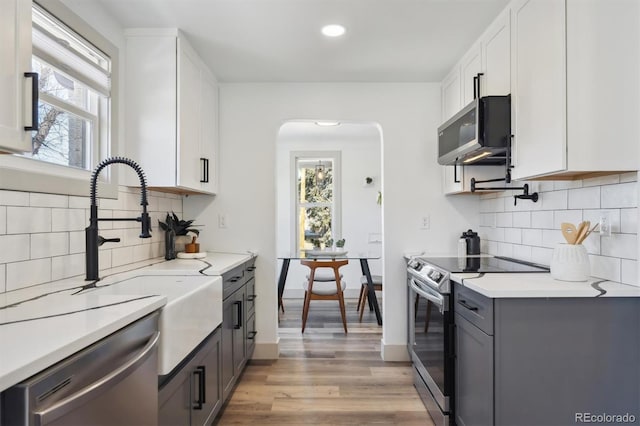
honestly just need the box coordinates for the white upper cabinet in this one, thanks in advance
[441,67,462,123]
[511,0,639,180]
[460,43,482,107]
[481,9,511,97]
[0,0,34,153]
[125,29,218,194]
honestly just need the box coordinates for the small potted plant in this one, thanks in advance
[336,238,346,249]
[158,212,200,259]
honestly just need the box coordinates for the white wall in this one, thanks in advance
[275,124,383,298]
[184,83,481,360]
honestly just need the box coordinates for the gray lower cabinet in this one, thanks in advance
[221,258,257,403]
[159,328,222,426]
[454,283,640,426]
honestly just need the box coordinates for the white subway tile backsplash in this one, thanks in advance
[542,229,565,248]
[531,211,554,229]
[512,212,531,228]
[0,190,29,206]
[601,182,637,209]
[601,234,637,260]
[487,240,498,256]
[522,229,543,246]
[590,255,621,282]
[69,196,89,209]
[553,180,583,191]
[553,210,582,230]
[51,209,85,232]
[52,253,84,281]
[513,244,532,262]
[31,233,69,259]
[568,186,600,210]
[621,260,638,286]
[531,247,553,265]
[581,233,601,255]
[480,213,496,227]
[171,198,183,213]
[497,242,514,257]
[504,228,522,244]
[0,235,30,263]
[132,244,155,262]
[69,231,85,254]
[98,250,112,271]
[496,212,513,228]
[0,265,5,292]
[7,207,51,234]
[6,258,51,291]
[582,175,619,187]
[30,193,68,208]
[112,246,134,268]
[158,197,173,213]
[619,172,638,183]
[0,207,5,235]
[620,208,637,234]
[541,190,567,211]
[98,196,122,211]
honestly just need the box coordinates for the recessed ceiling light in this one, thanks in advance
[315,121,341,126]
[321,24,346,37]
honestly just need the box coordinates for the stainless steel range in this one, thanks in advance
[406,255,548,426]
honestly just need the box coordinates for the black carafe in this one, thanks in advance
[462,229,481,255]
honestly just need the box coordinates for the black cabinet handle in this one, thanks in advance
[454,164,460,183]
[199,158,209,183]
[233,300,242,329]
[193,366,205,409]
[457,299,478,311]
[247,331,257,340]
[247,294,257,302]
[24,72,39,131]
[246,266,256,272]
[473,72,484,100]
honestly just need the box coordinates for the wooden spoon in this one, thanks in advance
[575,221,590,245]
[578,222,599,244]
[561,222,578,244]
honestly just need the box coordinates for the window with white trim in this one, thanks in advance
[27,4,110,171]
[295,155,341,252]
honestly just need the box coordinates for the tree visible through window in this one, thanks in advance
[296,159,336,251]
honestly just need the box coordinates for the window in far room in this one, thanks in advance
[295,155,341,252]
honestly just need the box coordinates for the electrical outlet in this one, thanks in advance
[599,212,611,236]
[218,214,227,228]
[420,215,430,230]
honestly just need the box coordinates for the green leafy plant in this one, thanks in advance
[336,238,346,248]
[158,212,200,236]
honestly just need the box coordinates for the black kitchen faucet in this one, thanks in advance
[85,157,151,281]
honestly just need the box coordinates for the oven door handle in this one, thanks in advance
[410,279,446,312]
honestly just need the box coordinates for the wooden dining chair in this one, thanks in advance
[300,259,349,333]
[356,275,382,322]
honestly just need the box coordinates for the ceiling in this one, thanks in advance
[93,0,509,83]
[278,121,381,144]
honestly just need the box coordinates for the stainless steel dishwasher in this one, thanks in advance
[2,312,160,426]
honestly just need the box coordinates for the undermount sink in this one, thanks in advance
[92,275,222,375]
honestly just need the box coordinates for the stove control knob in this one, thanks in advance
[431,271,442,282]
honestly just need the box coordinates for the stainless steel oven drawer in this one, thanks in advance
[454,283,494,335]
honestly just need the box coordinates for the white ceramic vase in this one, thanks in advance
[550,244,590,282]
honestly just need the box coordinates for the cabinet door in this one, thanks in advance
[159,362,192,426]
[177,38,203,191]
[221,295,236,401]
[191,331,222,426]
[232,287,246,374]
[455,313,494,426]
[199,69,218,194]
[460,44,482,107]
[511,0,566,180]
[441,67,461,122]
[481,8,511,96]
[442,165,463,195]
[0,0,32,153]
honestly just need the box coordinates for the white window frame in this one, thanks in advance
[0,0,119,198]
[291,151,342,253]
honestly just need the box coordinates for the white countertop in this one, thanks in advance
[0,251,253,392]
[450,272,640,298]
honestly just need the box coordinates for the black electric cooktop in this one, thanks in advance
[420,256,549,274]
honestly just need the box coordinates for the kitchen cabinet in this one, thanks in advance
[442,164,505,195]
[481,8,510,97]
[159,327,222,426]
[510,0,639,180]
[0,0,34,154]
[454,283,640,425]
[124,29,218,194]
[221,258,257,402]
[441,67,462,123]
[460,43,482,107]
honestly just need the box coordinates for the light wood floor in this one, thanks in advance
[216,298,434,425]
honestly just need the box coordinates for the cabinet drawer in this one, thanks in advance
[222,265,245,299]
[244,259,256,283]
[246,312,256,360]
[454,283,494,335]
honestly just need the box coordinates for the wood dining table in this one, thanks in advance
[277,253,382,325]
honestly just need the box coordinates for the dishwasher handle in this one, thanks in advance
[34,331,160,425]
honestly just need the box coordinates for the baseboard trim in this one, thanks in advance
[381,340,410,361]
[251,339,280,359]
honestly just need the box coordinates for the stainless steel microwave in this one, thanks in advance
[437,95,511,165]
